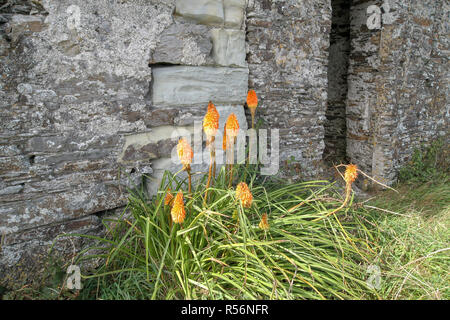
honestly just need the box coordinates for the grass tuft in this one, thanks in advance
[74,165,380,300]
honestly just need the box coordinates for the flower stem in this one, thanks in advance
[187,165,192,194]
[204,136,214,204]
[228,142,234,188]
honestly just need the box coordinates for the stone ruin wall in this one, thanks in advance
[0,0,448,288]
[246,0,330,179]
[347,0,449,187]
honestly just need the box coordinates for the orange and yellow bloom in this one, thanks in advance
[344,164,358,184]
[171,190,186,224]
[246,90,258,128]
[236,182,253,208]
[225,113,239,138]
[203,102,220,201]
[164,188,174,207]
[203,101,219,138]
[247,90,258,109]
[259,213,269,231]
[177,138,193,168]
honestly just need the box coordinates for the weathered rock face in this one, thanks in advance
[0,0,248,288]
[346,0,449,188]
[246,0,331,179]
[0,0,448,289]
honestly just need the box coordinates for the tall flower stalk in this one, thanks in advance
[203,101,219,202]
[177,138,194,193]
[314,164,358,221]
[244,90,258,182]
[225,113,239,188]
[246,90,258,129]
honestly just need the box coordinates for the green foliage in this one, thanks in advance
[73,166,379,300]
[398,138,449,184]
[366,180,450,299]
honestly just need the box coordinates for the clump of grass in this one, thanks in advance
[398,138,449,184]
[365,178,450,300]
[72,164,379,300]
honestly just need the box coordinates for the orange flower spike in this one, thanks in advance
[247,90,258,129]
[247,90,258,109]
[236,182,253,208]
[344,164,358,184]
[171,190,186,224]
[225,114,240,187]
[164,188,174,207]
[259,213,269,231]
[225,113,239,138]
[177,138,193,168]
[203,101,219,137]
[207,101,219,119]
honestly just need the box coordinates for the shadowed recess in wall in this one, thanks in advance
[324,0,351,165]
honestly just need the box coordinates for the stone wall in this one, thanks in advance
[346,0,449,188]
[246,0,331,179]
[0,0,448,288]
[0,0,249,288]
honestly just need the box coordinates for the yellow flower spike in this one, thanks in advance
[344,164,358,184]
[225,113,239,138]
[203,101,219,138]
[177,138,193,168]
[203,102,220,202]
[312,163,359,222]
[206,102,219,180]
[259,213,269,231]
[207,101,219,120]
[246,90,258,129]
[171,190,186,224]
[177,138,194,193]
[225,114,240,187]
[164,188,174,207]
[236,182,253,208]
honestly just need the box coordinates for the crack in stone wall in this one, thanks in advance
[324,0,351,164]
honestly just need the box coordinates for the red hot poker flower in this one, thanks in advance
[236,182,253,208]
[171,190,186,224]
[177,138,193,168]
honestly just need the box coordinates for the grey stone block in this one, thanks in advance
[175,0,224,26]
[175,0,245,28]
[152,66,248,106]
[150,23,213,66]
[224,0,246,28]
[211,28,246,67]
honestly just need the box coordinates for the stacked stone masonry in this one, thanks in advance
[346,0,449,188]
[0,0,448,288]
